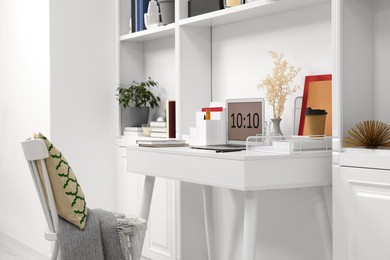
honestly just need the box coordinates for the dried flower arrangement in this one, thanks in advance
[257,51,301,119]
[344,120,390,149]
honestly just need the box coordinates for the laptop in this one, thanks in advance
[191,98,265,152]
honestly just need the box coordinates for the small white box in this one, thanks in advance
[200,120,222,145]
[192,110,226,145]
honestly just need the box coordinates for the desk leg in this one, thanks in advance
[203,185,215,260]
[314,187,332,260]
[140,176,156,221]
[136,176,156,260]
[243,191,258,260]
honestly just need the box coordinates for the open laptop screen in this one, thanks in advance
[227,99,264,144]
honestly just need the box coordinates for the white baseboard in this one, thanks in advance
[0,232,49,260]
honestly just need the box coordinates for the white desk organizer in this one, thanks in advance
[189,110,226,145]
[246,135,333,154]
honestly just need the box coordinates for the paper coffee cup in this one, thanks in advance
[303,107,328,136]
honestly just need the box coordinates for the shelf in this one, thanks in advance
[179,0,329,27]
[120,23,175,42]
[340,148,390,171]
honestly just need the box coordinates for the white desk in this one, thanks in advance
[127,146,332,260]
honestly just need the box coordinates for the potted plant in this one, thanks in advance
[116,77,161,133]
[257,51,301,136]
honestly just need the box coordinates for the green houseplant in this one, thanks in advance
[116,77,161,132]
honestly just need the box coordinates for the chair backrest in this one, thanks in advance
[21,139,59,233]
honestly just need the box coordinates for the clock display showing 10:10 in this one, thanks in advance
[230,113,260,129]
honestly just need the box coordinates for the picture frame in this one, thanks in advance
[298,74,332,136]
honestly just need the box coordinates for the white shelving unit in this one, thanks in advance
[120,23,175,42]
[179,0,328,27]
[117,0,332,259]
[117,0,332,135]
[333,0,390,259]
[116,0,390,258]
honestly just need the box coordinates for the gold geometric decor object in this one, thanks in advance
[344,120,390,149]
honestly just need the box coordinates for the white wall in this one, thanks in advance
[374,0,390,123]
[143,36,176,121]
[0,0,117,256]
[50,0,117,210]
[0,0,51,255]
[212,3,332,135]
[183,4,332,260]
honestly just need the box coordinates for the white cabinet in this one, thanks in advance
[333,1,390,258]
[116,146,177,260]
[334,155,390,260]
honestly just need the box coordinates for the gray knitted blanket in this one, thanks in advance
[58,209,125,260]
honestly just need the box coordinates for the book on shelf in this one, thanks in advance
[131,0,135,33]
[123,130,144,137]
[124,127,143,132]
[135,0,149,32]
[137,139,187,148]
[166,100,176,138]
[150,121,167,127]
[151,127,167,133]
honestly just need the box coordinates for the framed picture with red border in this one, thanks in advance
[299,74,332,136]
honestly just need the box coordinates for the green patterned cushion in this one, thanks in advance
[34,133,88,229]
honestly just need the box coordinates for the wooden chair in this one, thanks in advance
[21,138,60,260]
[21,138,145,260]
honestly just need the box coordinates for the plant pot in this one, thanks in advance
[158,0,175,25]
[121,106,150,133]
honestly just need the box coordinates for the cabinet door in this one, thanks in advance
[141,176,176,260]
[338,166,390,260]
[116,147,176,260]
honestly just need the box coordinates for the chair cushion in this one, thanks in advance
[34,133,88,229]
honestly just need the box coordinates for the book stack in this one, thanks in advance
[148,99,176,138]
[150,121,167,138]
[123,127,144,137]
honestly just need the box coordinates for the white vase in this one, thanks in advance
[144,0,160,29]
[271,118,283,136]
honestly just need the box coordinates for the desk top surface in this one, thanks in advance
[127,146,332,190]
[127,146,331,161]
